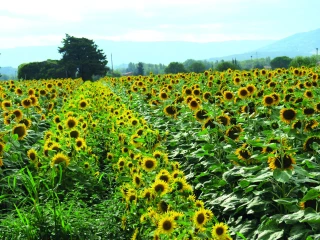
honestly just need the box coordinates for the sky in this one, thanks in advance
[0,0,319,49]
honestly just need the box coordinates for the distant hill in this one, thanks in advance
[0,66,17,76]
[0,40,274,68]
[209,28,320,61]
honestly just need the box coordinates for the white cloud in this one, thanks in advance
[0,0,319,48]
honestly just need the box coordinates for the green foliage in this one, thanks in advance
[18,60,66,80]
[58,34,108,81]
[270,56,292,69]
[165,62,187,74]
[216,61,240,71]
[290,55,318,68]
[187,61,207,73]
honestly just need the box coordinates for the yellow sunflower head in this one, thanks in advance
[12,124,27,140]
[157,215,176,235]
[211,222,229,239]
[142,156,157,172]
[65,116,78,129]
[51,153,70,168]
[27,149,37,161]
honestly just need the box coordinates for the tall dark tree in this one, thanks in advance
[136,62,144,76]
[58,34,108,81]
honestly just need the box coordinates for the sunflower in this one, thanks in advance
[117,157,126,169]
[0,158,3,167]
[158,200,169,213]
[291,120,302,131]
[53,115,61,124]
[299,199,317,210]
[1,100,12,111]
[303,136,320,152]
[217,115,230,126]
[262,95,275,107]
[202,91,211,101]
[173,177,192,192]
[79,99,88,109]
[130,133,142,148]
[132,173,142,188]
[12,124,27,140]
[0,142,5,155]
[152,179,169,196]
[12,109,23,121]
[21,98,32,108]
[202,118,218,129]
[237,87,249,99]
[193,208,209,228]
[142,157,157,172]
[126,191,137,204]
[304,119,318,132]
[184,88,192,96]
[233,77,241,85]
[188,98,200,111]
[304,90,313,99]
[268,153,296,170]
[164,105,177,117]
[75,137,86,150]
[29,95,38,106]
[106,153,113,161]
[141,188,155,202]
[157,215,176,235]
[171,170,184,179]
[130,118,140,127]
[83,162,90,169]
[50,143,61,152]
[19,118,32,128]
[159,91,168,100]
[246,84,256,95]
[15,88,23,96]
[195,109,209,122]
[65,116,78,129]
[69,130,80,139]
[156,169,171,183]
[280,108,296,124]
[27,149,37,161]
[223,91,234,101]
[303,107,315,116]
[195,200,205,208]
[226,125,243,140]
[211,222,229,240]
[235,147,251,160]
[51,153,70,167]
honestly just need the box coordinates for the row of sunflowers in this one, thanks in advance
[102,66,320,239]
[0,78,231,239]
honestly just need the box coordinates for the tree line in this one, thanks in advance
[3,34,110,81]
[1,35,319,80]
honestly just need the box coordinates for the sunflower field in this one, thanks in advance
[0,67,320,240]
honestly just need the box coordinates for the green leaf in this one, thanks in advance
[279,210,304,224]
[301,189,320,202]
[273,198,298,205]
[273,169,292,183]
[302,212,320,223]
[239,180,250,188]
[289,224,311,240]
[257,229,284,240]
